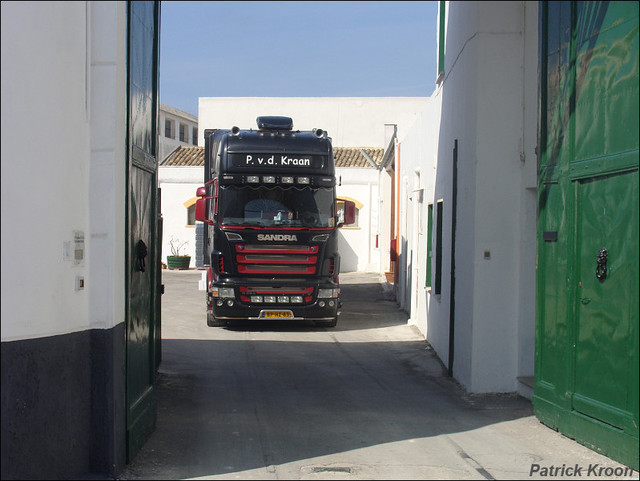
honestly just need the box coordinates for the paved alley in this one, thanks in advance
[119,270,637,480]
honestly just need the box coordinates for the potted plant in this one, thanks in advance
[166,237,191,270]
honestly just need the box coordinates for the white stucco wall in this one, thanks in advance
[336,167,380,273]
[395,1,538,394]
[88,1,127,332]
[394,98,439,337]
[198,97,429,147]
[1,1,127,340]
[158,167,202,263]
[159,104,199,162]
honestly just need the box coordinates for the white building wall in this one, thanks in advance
[397,1,538,394]
[89,1,128,332]
[395,100,439,337]
[198,97,428,147]
[1,1,127,340]
[336,167,380,273]
[470,8,525,391]
[517,1,539,394]
[426,6,479,382]
[159,104,198,162]
[158,167,202,263]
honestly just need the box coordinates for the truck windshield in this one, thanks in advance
[219,185,335,228]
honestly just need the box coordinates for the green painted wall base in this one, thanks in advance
[534,395,639,471]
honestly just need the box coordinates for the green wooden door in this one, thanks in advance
[126,0,160,462]
[535,1,639,469]
[573,171,639,434]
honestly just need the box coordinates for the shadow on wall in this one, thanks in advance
[337,229,359,272]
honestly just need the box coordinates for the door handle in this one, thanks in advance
[580,297,591,305]
[136,239,148,272]
[596,248,607,281]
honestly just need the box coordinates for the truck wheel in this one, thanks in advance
[207,311,227,327]
[315,318,337,328]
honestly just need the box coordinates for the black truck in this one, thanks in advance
[195,116,355,327]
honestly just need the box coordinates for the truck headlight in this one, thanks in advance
[212,287,234,298]
[318,288,339,298]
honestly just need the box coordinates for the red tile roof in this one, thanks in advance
[334,147,383,168]
[160,146,203,166]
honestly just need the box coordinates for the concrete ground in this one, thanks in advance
[119,270,638,480]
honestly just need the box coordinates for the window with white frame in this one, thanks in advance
[184,197,198,227]
[187,204,196,226]
[434,199,443,295]
[165,118,174,138]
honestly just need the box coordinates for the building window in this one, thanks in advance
[426,202,433,288]
[434,200,443,295]
[192,127,198,145]
[165,118,174,138]
[184,197,198,227]
[437,0,446,84]
[336,197,362,227]
[187,204,196,226]
[179,123,187,142]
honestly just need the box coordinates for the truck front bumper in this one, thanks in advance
[210,299,339,322]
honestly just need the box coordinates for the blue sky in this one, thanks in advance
[160,1,439,116]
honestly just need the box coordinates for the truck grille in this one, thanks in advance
[235,244,318,275]
[239,285,314,304]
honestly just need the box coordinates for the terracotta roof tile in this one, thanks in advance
[334,147,383,168]
[160,146,203,166]
[161,146,383,168]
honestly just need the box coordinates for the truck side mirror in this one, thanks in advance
[343,200,356,225]
[338,200,356,227]
[195,186,213,224]
[195,197,207,223]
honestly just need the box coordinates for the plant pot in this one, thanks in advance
[166,256,191,270]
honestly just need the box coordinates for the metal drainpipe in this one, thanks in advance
[395,140,401,287]
[448,139,458,377]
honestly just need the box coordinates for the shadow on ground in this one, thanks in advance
[120,272,532,480]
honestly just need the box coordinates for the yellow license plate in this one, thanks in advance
[260,310,293,319]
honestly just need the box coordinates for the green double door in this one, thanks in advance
[126,0,161,462]
[535,1,639,469]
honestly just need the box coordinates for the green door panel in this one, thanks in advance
[536,181,570,401]
[126,0,160,462]
[536,1,639,469]
[127,163,156,459]
[573,170,639,434]
[574,2,639,162]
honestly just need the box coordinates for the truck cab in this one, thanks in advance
[195,116,354,327]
